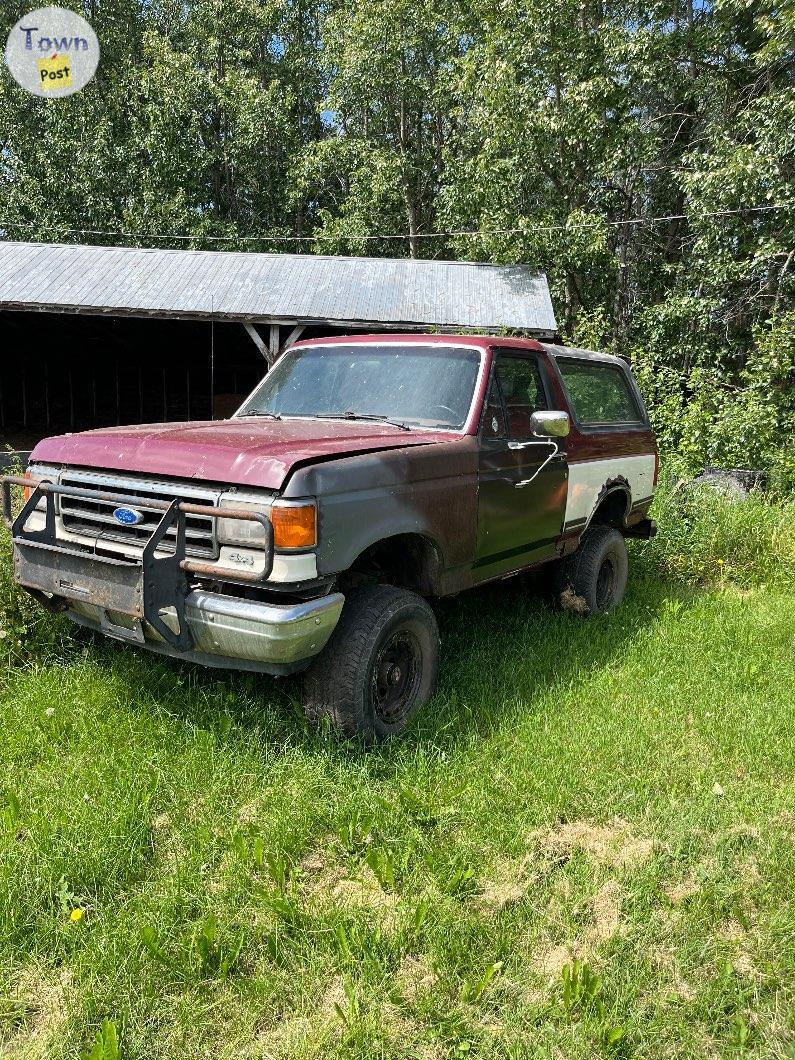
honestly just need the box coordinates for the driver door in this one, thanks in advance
[475,350,568,580]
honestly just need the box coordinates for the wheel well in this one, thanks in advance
[344,534,442,596]
[588,488,630,530]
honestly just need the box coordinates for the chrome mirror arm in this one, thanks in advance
[514,440,560,489]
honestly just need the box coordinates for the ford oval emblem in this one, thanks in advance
[113,506,145,526]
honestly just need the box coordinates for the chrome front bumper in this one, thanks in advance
[4,473,343,675]
[68,589,345,675]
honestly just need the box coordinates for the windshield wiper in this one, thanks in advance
[241,410,282,420]
[314,411,412,431]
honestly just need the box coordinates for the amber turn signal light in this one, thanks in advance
[271,504,316,550]
[22,474,33,503]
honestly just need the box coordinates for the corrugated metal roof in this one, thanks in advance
[0,241,557,335]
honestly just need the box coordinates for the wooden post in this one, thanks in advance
[243,323,270,364]
[282,325,305,350]
[268,324,280,366]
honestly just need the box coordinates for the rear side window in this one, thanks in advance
[556,358,642,426]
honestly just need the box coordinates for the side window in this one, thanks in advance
[556,359,642,426]
[494,355,548,440]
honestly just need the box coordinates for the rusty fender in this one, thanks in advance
[283,438,480,595]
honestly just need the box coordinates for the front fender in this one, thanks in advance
[283,439,479,583]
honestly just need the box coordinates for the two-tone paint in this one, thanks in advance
[24,334,657,607]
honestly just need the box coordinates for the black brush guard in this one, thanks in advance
[1,475,273,652]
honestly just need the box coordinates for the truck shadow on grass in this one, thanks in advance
[71,572,703,753]
[413,572,700,744]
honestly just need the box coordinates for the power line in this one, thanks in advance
[0,203,791,246]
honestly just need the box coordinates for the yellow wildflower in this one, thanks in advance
[70,907,85,923]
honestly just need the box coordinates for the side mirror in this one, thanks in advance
[531,410,570,438]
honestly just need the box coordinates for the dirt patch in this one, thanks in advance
[3,965,72,1058]
[258,977,439,1060]
[589,879,622,943]
[300,850,399,917]
[395,956,437,1005]
[533,941,577,979]
[317,975,348,1019]
[530,878,624,981]
[651,947,696,1001]
[236,799,263,826]
[255,1014,314,1059]
[718,917,761,980]
[531,818,654,870]
[664,877,701,904]
[479,855,535,910]
[254,982,344,1060]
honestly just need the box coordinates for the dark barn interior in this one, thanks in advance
[0,311,338,455]
[0,242,559,464]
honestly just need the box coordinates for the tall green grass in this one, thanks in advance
[635,472,795,589]
[0,478,70,670]
[0,513,63,672]
[1,472,794,1058]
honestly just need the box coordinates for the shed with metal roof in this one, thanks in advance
[0,240,557,449]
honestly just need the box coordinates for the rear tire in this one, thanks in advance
[303,584,439,742]
[560,526,628,614]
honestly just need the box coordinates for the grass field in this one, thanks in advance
[1,482,794,1059]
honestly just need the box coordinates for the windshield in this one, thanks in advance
[237,343,482,429]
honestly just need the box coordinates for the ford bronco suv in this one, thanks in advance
[2,335,657,740]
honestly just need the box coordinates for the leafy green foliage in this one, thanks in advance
[634,313,795,492]
[81,1019,120,1060]
[1,0,791,471]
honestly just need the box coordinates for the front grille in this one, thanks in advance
[59,471,220,559]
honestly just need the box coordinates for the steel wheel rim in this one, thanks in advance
[370,629,422,726]
[596,555,616,609]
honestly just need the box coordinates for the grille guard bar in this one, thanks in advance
[1,475,274,652]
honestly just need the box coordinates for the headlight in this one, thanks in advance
[24,463,59,510]
[217,494,317,551]
[217,492,272,548]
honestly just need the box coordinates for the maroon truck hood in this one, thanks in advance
[30,418,454,490]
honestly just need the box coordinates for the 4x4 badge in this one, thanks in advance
[228,552,255,566]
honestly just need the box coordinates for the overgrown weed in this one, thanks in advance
[633,469,795,588]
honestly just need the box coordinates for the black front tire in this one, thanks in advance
[560,526,628,614]
[303,584,440,742]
